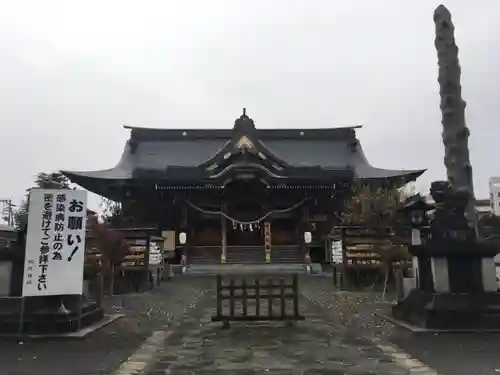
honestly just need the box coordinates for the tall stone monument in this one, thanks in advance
[434,4,478,235]
[391,5,500,330]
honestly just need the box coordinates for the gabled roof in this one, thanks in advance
[62,110,425,196]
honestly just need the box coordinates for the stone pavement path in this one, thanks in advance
[144,291,408,375]
[391,331,500,375]
[0,277,208,375]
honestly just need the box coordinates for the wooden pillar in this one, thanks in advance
[221,215,227,264]
[180,205,188,265]
[264,222,272,264]
[341,227,348,290]
[324,237,330,264]
[161,230,175,280]
[144,236,151,291]
[302,206,311,264]
[180,239,187,265]
[326,191,335,265]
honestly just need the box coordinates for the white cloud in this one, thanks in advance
[0,0,498,214]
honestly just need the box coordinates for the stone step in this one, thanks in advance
[185,263,309,275]
[189,246,305,264]
[188,247,221,265]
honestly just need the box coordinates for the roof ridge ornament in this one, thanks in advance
[233,108,255,135]
[235,135,254,149]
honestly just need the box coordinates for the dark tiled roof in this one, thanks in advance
[125,125,361,141]
[62,113,425,193]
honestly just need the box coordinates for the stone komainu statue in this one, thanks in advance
[429,180,475,243]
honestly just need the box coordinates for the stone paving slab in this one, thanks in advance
[390,331,500,375]
[0,278,209,375]
[144,293,409,375]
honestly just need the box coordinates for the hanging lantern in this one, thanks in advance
[304,231,312,244]
[179,232,187,245]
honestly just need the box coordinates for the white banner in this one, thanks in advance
[149,242,163,266]
[332,240,343,264]
[22,189,87,297]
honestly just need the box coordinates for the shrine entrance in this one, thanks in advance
[221,179,267,263]
[225,203,266,264]
[226,221,263,247]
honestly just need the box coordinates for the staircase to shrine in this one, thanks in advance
[271,245,304,263]
[226,246,266,264]
[188,245,304,264]
[188,246,221,264]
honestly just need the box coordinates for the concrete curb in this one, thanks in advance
[367,336,441,375]
[109,329,171,375]
[377,312,500,333]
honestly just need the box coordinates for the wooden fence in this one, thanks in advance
[211,273,305,328]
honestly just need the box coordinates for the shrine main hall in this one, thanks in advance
[62,111,424,265]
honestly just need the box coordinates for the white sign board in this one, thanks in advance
[149,242,163,266]
[332,240,343,264]
[22,189,87,297]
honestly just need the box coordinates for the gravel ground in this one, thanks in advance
[299,277,397,339]
[0,277,210,375]
[301,276,500,375]
[4,274,500,375]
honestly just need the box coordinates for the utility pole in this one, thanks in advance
[0,199,16,227]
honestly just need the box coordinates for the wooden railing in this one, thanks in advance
[211,273,305,328]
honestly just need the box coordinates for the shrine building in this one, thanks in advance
[62,111,424,265]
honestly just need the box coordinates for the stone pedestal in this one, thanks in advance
[0,261,12,296]
[0,294,104,334]
[164,263,173,280]
[392,239,500,330]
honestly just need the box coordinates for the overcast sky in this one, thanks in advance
[1,0,499,216]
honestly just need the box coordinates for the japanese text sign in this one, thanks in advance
[22,189,87,297]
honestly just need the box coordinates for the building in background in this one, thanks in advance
[0,199,15,227]
[61,112,425,265]
[476,199,492,219]
[0,224,17,249]
[490,177,500,216]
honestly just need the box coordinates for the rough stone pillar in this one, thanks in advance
[434,4,478,234]
[391,5,500,330]
[433,4,497,291]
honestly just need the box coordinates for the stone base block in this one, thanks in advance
[392,289,500,330]
[0,300,104,334]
